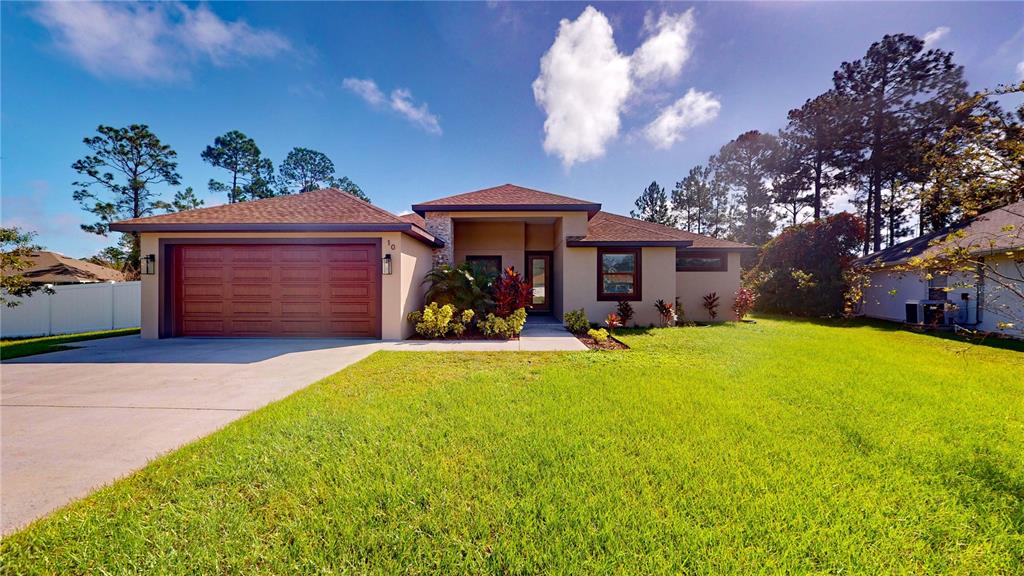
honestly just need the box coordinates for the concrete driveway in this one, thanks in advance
[0,336,382,535]
[0,323,584,535]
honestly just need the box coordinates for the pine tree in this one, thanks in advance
[631,181,677,227]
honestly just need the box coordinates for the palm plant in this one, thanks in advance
[422,263,495,315]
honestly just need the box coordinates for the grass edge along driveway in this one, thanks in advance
[1,317,1021,574]
[0,328,140,360]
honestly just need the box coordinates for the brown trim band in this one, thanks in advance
[412,203,602,218]
[568,239,693,247]
[111,222,443,248]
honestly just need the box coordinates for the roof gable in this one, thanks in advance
[412,184,601,217]
[570,211,754,249]
[856,200,1024,267]
[108,188,442,246]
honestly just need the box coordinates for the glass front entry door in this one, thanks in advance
[526,252,552,313]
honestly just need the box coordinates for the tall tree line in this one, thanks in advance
[632,33,1022,255]
[71,125,369,275]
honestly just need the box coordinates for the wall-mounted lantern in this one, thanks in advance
[382,253,393,276]
[142,254,156,275]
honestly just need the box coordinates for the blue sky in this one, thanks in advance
[2,1,1022,256]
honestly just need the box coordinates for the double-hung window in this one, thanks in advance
[597,247,641,301]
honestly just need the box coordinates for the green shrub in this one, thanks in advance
[407,303,474,339]
[563,308,590,334]
[478,308,528,339]
[587,328,609,342]
[422,264,495,316]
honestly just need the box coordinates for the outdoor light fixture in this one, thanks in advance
[382,253,393,276]
[142,254,156,275]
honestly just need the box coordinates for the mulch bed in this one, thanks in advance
[575,334,629,351]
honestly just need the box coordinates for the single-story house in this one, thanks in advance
[855,200,1023,338]
[16,251,126,285]
[110,184,752,339]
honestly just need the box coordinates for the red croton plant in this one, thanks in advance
[493,266,533,317]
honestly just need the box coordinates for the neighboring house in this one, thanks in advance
[110,184,752,340]
[16,251,126,285]
[855,200,1024,338]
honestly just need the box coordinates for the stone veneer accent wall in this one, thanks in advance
[424,212,453,266]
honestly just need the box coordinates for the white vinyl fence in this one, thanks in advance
[1,281,140,338]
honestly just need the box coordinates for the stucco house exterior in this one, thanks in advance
[855,200,1023,339]
[110,184,752,340]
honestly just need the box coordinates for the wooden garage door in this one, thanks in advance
[173,243,380,338]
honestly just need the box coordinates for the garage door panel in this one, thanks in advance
[280,267,322,282]
[278,284,321,299]
[182,319,226,334]
[326,246,372,263]
[232,284,274,299]
[328,284,373,298]
[281,302,322,316]
[175,243,379,338]
[182,301,225,315]
[279,247,323,262]
[328,319,375,336]
[328,301,373,316]
[328,268,372,282]
[183,284,224,298]
[182,247,224,263]
[182,267,223,281]
[231,267,273,282]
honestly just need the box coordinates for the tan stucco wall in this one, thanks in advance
[138,231,428,340]
[561,246,677,327]
[453,221,526,272]
[676,252,743,322]
[525,223,555,251]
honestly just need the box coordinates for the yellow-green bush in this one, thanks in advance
[407,303,474,338]
[587,328,609,342]
[478,308,527,339]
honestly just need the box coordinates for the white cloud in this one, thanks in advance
[342,77,386,106]
[644,89,720,149]
[532,6,632,167]
[922,26,950,48]
[389,89,442,135]
[343,78,442,135]
[176,4,291,66]
[1017,61,1024,80]
[532,6,716,166]
[31,2,290,81]
[631,9,695,84]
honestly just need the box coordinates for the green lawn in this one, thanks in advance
[0,328,140,360]
[2,318,1022,574]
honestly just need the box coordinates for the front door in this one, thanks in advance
[526,252,552,313]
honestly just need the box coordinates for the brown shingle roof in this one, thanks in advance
[571,211,754,249]
[412,184,600,216]
[856,200,1024,268]
[109,189,442,246]
[19,251,126,284]
[397,212,426,228]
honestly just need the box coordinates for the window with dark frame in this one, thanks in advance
[465,255,502,277]
[597,247,641,301]
[675,251,727,272]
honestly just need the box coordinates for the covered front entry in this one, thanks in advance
[170,242,381,338]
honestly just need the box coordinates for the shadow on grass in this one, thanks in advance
[752,313,1024,353]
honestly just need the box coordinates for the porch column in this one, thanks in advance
[424,211,454,266]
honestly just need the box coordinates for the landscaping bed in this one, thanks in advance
[575,333,628,350]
